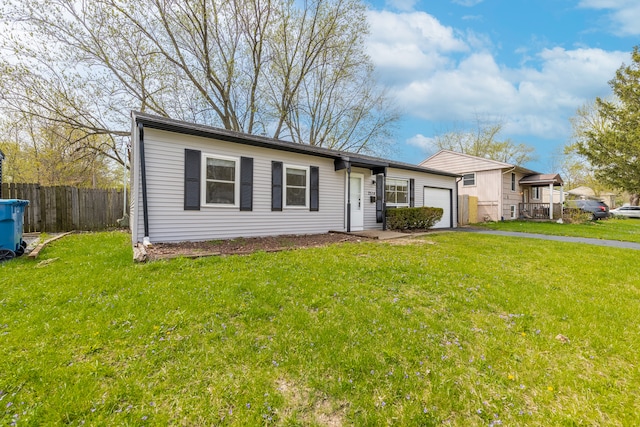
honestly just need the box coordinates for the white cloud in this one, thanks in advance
[407,134,438,150]
[451,0,484,6]
[367,11,468,53]
[367,9,629,141]
[578,0,640,36]
[385,0,418,12]
[367,11,469,83]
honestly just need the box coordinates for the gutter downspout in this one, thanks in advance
[382,168,388,231]
[138,122,150,246]
[346,161,352,232]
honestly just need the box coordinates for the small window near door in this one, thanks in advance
[532,187,541,200]
[385,178,409,206]
[510,205,517,219]
[462,173,475,186]
[511,173,516,192]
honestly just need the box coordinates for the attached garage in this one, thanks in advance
[423,187,452,228]
[130,112,459,245]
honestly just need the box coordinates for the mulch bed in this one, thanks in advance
[145,232,369,260]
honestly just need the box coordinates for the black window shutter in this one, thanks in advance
[310,166,319,211]
[376,174,385,223]
[240,157,253,211]
[184,149,201,210]
[272,161,283,211]
[410,178,415,207]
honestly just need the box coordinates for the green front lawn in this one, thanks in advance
[476,217,640,242]
[1,232,639,425]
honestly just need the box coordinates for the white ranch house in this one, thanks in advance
[130,112,459,245]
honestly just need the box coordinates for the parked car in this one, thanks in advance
[565,199,610,220]
[610,205,640,218]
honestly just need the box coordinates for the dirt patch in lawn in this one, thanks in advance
[145,232,369,260]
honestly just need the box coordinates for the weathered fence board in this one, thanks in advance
[1,183,128,232]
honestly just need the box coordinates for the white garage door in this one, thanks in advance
[423,187,451,228]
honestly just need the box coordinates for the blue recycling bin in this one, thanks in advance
[0,199,29,261]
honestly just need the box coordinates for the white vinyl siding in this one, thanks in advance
[382,167,458,229]
[133,128,345,243]
[131,127,459,243]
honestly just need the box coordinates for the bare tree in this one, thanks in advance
[0,0,396,171]
[430,117,536,166]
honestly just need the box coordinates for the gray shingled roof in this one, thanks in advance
[132,111,460,178]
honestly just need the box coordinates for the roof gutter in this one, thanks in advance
[138,122,151,246]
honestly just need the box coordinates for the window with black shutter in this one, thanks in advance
[184,149,201,210]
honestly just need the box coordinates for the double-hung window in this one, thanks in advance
[385,178,409,207]
[532,187,541,200]
[203,154,239,206]
[285,165,309,207]
[462,173,475,186]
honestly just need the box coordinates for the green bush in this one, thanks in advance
[563,208,592,224]
[386,206,443,231]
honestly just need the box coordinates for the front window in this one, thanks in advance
[385,178,409,206]
[532,187,541,200]
[462,173,475,186]
[511,173,516,192]
[510,205,517,218]
[285,165,308,207]
[203,155,238,206]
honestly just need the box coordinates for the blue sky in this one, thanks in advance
[364,0,638,172]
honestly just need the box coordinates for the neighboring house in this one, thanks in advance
[566,186,617,208]
[420,150,564,222]
[130,112,459,244]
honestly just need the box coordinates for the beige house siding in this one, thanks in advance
[456,169,502,221]
[501,170,527,219]
[420,150,511,173]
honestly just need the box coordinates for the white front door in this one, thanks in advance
[348,174,364,231]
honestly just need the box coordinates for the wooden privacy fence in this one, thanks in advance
[1,183,128,232]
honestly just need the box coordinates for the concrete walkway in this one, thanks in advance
[461,228,640,250]
[342,227,640,250]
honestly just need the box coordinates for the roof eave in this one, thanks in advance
[132,111,460,178]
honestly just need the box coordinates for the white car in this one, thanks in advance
[609,206,640,218]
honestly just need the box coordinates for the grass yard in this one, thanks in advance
[1,231,639,426]
[475,217,640,243]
